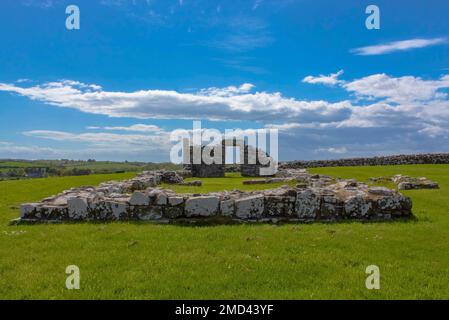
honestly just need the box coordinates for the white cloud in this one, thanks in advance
[0,141,60,158]
[0,80,350,124]
[23,130,170,150]
[198,83,255,97]
[352,38,447,55]
[343,74,449,103]
[3,72,449,161]
[316,147,348,154]
[303,70,344,86]
[87,124,162,133]
[17,130,173,161]
[16,78,31,83]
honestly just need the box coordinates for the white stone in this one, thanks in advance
[67,197,88,219]
[185,196,219,217]
[20,203,38,218]
[129,191,149,206]
[220,199,235,216]
[368,187,394,196]
[110,202,128,219]
[235,195,264,219]
[168,196,184,206]
[344,196,372,217]
[295,189,320,218]
[155,193,168,205]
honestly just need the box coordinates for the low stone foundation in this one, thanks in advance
[16,169,413,224]
[392,175,439,190]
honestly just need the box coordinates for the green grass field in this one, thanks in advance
[1,165,448,299]
[161,172,297,193]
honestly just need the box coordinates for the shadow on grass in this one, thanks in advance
[9,214,420,228]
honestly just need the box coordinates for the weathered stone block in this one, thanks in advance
[89,201,112,220]
[168,196,184,206]
[321,192,344,218]
[20,203,39,219]
[185,196,220,217]
[264,196,294,216]
[220,199,235,216]
[155,193,168,205]
[42,205,68,220]
[68,197,88,219]
[295,189,320,219]
[109,202,129,219]
[376,194,412,216]
[164,206,184,218]
[344,196,373,218]
[235,195,264,219]
[129,191,149,206]
[135,206,163,220]
[368,187,394,196]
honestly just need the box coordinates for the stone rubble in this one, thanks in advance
[17,169,413,224]
[391,175,439,190]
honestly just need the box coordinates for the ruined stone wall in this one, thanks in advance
[186,141,276,177]
[188,145,225,177]
[191,164,225,178]
[280,153,449,169]
[17,170,412,224]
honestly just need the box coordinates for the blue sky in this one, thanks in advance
[1,0,449,162]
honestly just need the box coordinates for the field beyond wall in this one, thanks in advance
[0,165,448,299]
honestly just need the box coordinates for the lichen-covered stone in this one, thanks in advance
[295,189,320,219]
[130,191,149,206]
[168,196,184,206]
[164,206,184,218]
[393,175,439,190]
[344,195,373,218]
[220,199,235,216]
[20,203,39,219]
[67,197,88,219]
[185,196,220,217]
[264,196,294,216]
[235,195,264,219]
[109,202,129,219]
[135,206,163,220]
[321,192,344,218]
[155,193,168,205]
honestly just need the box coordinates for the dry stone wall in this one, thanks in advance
[16,169,412,224]
[280,153,449,169]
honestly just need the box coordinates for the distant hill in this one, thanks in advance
[0,159,181,180]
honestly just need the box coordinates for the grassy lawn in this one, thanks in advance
[161,172,297,193]
[0,165,448,299]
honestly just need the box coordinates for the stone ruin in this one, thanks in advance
[184,139,277,178]
[16,169,413,224]
[369,175,439,190]
[392,175,439,190]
